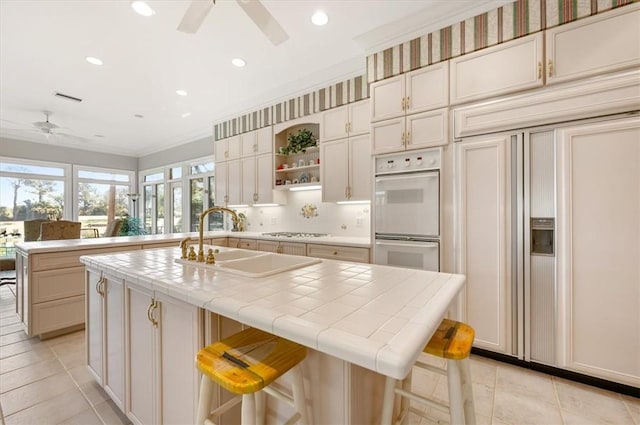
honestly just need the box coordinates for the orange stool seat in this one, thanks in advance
[195,328,309,425]
[424,318,475,360]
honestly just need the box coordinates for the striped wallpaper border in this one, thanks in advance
[366,0,636,83]
[214,75,369,140]
[214,0,636,140]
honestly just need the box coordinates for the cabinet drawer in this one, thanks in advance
[228,238,257,250]
[210,238,228,247]
[32,266,85,303]
[32,295,85,335]
[306,244,370,263]
[31,245,141,271]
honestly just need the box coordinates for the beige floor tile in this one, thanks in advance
[410,366,441,396]
[94,399,131,425]
[0,332,34,347]
[4,388,91,425]
[0,345,55,374]
[57,407,103,425]
[0,324,23,337]
[495,363,557,406]
[55,349,85,370]
[1,371,77,416]
[44,331,84,348]
[469,355,498,387]
[79,380,110,407]
[493,389,563,425]
[554,378,634,424]
[67,365,97,387]
[0,358,65,394]
[472,382,495,419]
[621,394,640,424]
[48,338,84,359]
[0,316,19,327]
[0,310,18,320]
[0,338,45,360]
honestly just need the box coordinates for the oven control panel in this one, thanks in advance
[375,148,441,174]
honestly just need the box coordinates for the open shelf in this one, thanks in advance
[276,164,319,173]
[274,181,322,191]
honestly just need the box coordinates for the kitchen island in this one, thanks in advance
[80,245,465,424]
[14,231,370,338]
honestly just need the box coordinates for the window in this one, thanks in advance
[0,157,70,252]
[74,166,135,237]
[187,160,222,232]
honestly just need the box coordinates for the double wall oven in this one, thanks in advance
[373,148,441,272]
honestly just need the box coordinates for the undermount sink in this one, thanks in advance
[175,248,321,277]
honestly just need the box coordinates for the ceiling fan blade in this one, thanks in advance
[177,0,215,34]
[235,0,289,46]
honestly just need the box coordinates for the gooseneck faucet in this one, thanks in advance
[197,207,239,262]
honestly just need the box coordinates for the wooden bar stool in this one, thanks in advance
[381,319,476,425]
[196,327,309,425]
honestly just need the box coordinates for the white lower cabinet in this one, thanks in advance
[86,268,126,409]
[256,240,306,255]
[125,282,203,425]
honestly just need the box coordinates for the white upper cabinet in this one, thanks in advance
[321,134,371,203]
[371,108,449,155]
[214,160,241,206]
[449,32,544,105]
[214,135,241,161]
[321,99,370,142]
[240,127,273,157]
[545,3,640,85]
[241,153,284,205]
[240,131,256,158]
[371,62,449,123]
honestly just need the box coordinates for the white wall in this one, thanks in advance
[235,190,370,237]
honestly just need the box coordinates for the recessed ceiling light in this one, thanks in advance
[85,56,103,66]
[231,58,246,67]
[311,10,328,26]
[94,134,105,138]
[176,89,188,96]
[131,1,155,17]
[181,112,191,118]
[134,114,144,118]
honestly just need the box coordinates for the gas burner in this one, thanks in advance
[262,232,328,238]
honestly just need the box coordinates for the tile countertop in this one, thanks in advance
[79,246,465,380]
[14,231,371,254]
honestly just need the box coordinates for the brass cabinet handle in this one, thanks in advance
[401,132,405,146]
[401,98,405,111]
[548,60,554,77]
[406,96,410,110]
[345,123,348,133]
[538,61,542,79]
[253,144,258,152]
[96,277,104,297]
[332,251,338,255]
[147,299,159,327]
[224,150,229,158]
[348,122,352,132]
[276,246,283,254]
[253,193,258,202]
[406,131,411,144]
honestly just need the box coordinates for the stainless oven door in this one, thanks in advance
[374,171,439,237]
[374,239,439,272]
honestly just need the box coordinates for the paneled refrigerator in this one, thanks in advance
[454,115,639,387]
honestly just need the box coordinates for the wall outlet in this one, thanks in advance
[356,217,364,227]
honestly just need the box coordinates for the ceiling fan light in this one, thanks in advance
[311,11,328,26]
[131,1,156,17]
[231,58,246,68]
[85,56,103,66]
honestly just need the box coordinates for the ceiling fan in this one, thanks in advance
[177,0,289,46]
[0,111,86,142]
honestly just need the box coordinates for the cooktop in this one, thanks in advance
[261,232,328,238]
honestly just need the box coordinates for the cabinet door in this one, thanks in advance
[348,100,370,137]
[226,135,241,160]
[86,269,103,384]
[256,153,281,204]
[546,4,640,85]
[256,240,279,253]
[214,139,227,162]
[157,292,202,425]
[556,118,640,387]
[256,126,273,155]
[406,62,449,114]
[241,156,256,205]
[370,74,405,122]
[321,139,349,202]
[104,275,125,410]
[348,134,371,201]
[214,161,228,206]
[279,242,306,256]
[371,117,405,155]
[126,284,157,425]
[227,160,242,206]
[406,108,449,150]
[450,32,543,105]
[455,135,512,354]
[321,105,349,142]
[240,130,257,158]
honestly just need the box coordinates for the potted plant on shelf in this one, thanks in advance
[279,129,318,155]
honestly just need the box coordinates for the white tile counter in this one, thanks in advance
[80,246,464,380]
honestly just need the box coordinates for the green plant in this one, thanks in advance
[119,214,147,236]
[279,129,318,155]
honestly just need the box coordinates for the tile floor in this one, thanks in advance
[0,284,638,425]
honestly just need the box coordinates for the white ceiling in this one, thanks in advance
[0,0,510,157]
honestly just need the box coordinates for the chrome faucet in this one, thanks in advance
[197,207,239,262]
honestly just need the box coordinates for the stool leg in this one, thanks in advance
[399,373,412,425]
[241,393,256,425]
[380,376,397,425]
[290,363,309,425]
[196,375,214,425]
[460,358,476,425]
[447,360,464,425]
[255,390,266,425]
